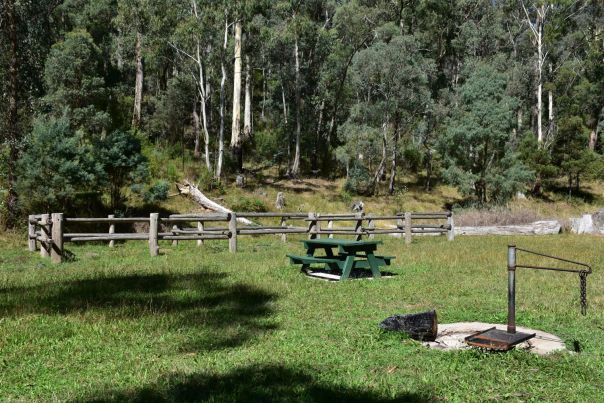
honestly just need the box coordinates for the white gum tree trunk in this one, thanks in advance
[132,31,143,129]
[216,13,229,179]
[230,21,243,167]
[243,54,253,140]
[291,36,302,176]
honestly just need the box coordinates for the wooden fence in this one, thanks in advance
[28,211,453,263]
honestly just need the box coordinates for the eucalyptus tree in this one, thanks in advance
[346,32,434,194]
[0,0,59,227]
[43,29,112,137]
[114,0,151,129]
[439,63,533,203]
[170,0,218,170]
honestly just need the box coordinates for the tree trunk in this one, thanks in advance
[243,54,252,140]
[281,82,290,175]
[547,63,554,144]
[424,147,432,191]
[589,130,597,150]
[3,0,19,229]
[261,66,267,120]
[373,121,388,187]
[522,3,547,147]
[388,127,399,195]
[193,99,201,159]
[291,36,302,177]
[230,20,243,172]
[195,42,211,170]
[215,13,228,180]
[132,31,143,129]
[176,180,253,225]
[379,310,438,342]
[312,100,325,172]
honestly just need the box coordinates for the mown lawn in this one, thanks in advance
[0,233,602,402]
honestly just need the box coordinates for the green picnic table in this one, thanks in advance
[287,238,395,280]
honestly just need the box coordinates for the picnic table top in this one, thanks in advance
[302,239,383,247]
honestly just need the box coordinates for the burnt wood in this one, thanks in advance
[379,310,438,341]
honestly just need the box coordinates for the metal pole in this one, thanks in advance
[507,244,516,334]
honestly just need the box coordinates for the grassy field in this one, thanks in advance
[0,233,603,402]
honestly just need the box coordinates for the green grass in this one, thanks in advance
[0,233,603,401]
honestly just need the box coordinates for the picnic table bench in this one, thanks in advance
[287,239,394,280]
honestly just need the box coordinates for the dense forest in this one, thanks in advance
[1,0,603,228]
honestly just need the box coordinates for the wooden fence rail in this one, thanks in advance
[27,211,453,263]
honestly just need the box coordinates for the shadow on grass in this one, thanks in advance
[0,271,277,352]
[544,184,604,204]
[86,364,431,402]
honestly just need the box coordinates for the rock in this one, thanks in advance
[591,209,604,234]
[570,214,594,234]
[235,174,246,188]
[516,191,527,200]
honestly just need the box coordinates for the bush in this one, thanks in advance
[230,196,268,212]
[343,162,374,196]
[143,181,169,205]
[94,130,149,209]
[253,129,280,162]
[16,116,101,212]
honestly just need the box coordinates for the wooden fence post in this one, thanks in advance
[280,216,287,243]
[447,213,455,241]
[355,213,363,241]
[229,213,237,252]
[51,213,63,263]
[327,219,333,239]
[108,214,115,248]
[197,221,204,246]
[40,213,50,258]
[367,214,375,240]
[149,213,159,256]
[308,213,317,239]
[404,212,412,245]
[172,225,179,247]
[28,215,36,252]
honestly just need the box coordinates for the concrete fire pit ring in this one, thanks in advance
[423,322,567,355]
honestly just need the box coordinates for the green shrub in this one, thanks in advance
[16,116,102,212]
[253,129,280,162]
[94,130,149,209]
[143,181,169,205]
[343,162,374,196]
[230,196,268,212]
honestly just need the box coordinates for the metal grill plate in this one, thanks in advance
[465,327,536,351]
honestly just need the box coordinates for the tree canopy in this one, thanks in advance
[1,0,604,224]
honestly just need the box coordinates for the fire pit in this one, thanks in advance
[465,245,591,351]
[423,322,566,355]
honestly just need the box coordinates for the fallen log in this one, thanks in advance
[176,180,253,225]
[455,220,561,236]
[379,310,438,341]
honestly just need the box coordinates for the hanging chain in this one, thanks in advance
[514,246,592,316]
[579,271,589,316]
